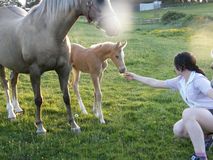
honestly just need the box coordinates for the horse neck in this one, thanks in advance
[94,46,112,62]
[25,0,81,42]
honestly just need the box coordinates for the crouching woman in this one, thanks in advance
[124,52,213,160]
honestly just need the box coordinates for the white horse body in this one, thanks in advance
[0,0,120,133]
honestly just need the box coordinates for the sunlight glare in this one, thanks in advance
[104,1,133,35]
[189,22,213,61]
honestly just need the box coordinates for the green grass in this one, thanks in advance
[1,3,213,160]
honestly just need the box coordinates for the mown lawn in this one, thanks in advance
[0,3,213,160]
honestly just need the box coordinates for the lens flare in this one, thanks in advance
[189,22,213,61]
[105,1,133,34]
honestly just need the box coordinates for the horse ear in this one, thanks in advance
[116,41,127,49]
[121,41,127,48]
[115,42,122,49]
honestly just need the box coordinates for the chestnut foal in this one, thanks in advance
[70,41,127,123]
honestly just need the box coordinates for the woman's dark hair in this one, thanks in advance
[174,52,205,76]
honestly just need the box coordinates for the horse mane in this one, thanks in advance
[90,42,115,50]
[28,0,79,23]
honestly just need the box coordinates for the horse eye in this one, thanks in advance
[96,0,105,4]
[115,55,119,59]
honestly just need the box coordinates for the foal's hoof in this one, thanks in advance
[71,127,81,134]
[82,110,88,115]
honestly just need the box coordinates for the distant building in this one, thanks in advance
[139,1,162,11]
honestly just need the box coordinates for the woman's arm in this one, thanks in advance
[123,72,169,88]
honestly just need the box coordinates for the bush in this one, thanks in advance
[0,0,22,7]
[161,11,187,24]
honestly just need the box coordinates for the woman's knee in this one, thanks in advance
[173,120,187,138]
[173,124,181,137]
[182,108,195,121]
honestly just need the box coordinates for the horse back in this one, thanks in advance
[71,43,93,73]
[71,43,103,74]
[70,43,86,63]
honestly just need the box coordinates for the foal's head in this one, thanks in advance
[109,41,127,74]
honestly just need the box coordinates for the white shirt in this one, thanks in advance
[165,71,213,109]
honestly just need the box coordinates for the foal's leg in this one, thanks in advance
[91,74,105,124]
[10,71,23,113]
[29,65,46,134]
[56,66,80,133]
[0,65,16,119]
[72,68,88,114]
[92,63,107,115]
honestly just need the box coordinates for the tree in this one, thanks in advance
[0,0,40,8]
[0,0,22,7]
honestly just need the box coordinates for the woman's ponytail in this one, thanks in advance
[174,52,206,76]
[193,65,205,76]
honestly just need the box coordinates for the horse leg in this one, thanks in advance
[0,65,16,119]
[72,68,88,114]
[91,74,105,124]
[10,71,23,114]
[56,66,80,133]
[29,65,46,134]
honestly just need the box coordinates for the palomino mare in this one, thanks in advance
[0,0,120,133]
[70,41,127,123]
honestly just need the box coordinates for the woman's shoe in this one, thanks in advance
[205,135,213,151]
[190,154,207,160]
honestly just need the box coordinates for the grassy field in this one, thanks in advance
[1,3,213,160]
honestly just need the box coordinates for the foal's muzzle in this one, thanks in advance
[119,67,127,74]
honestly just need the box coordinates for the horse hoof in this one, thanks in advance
[36,125,47,134]
[8,117,16,122]
[8,113,16,120]
[36,129,47,135]
[16,111,24,116]
[14,108,24,114]
[36,131,47,135]
[94,112,99,118]
[100,119,105,124]
[71,127,81,134]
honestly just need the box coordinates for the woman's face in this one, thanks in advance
[174,66,182,75]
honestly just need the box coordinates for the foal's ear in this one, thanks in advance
[116,41,127,49]
[115,42,122,49]
[121,41,127,48]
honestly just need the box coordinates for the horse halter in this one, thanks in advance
[85,0,116,29]
[86,0,93,8]
[86,0,101,23]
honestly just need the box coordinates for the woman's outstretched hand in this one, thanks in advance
[123,72,136,81]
